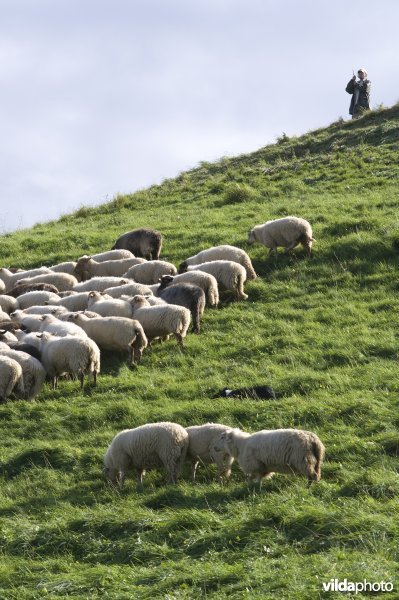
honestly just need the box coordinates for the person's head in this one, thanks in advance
[357,68,367,80]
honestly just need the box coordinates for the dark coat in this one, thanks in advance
[346,78,371,116]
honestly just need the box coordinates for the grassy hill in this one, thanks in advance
[1,105,399,599]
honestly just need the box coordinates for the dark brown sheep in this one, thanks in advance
[111,228,163,260]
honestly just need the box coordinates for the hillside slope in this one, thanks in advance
[0,105,398,599]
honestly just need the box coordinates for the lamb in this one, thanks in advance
[129,295,191,349]
[39,314,88,338]
[89,249,135,262]
[104,281,154,299]
[17,291,61,310]
[214,428,325,486]
[111,228,163,260]
[183,261,248,300]
[87,291,133,318]
[248,216,314,256]
[17,272,78,292]
[49,261,77,274]
[0,295,19,314]
[185,424,235,482]
[35,331,100,389]
[68,313,148,365]
[0,346,46,400]
[0,266,52,292]
[180,245,257,280]
[157,275,206,333]
[124,260,177,285]
[8,282,59,297]
[0,355,24,401]
[104,422,188,487]
[73,256,146,281]
[151,271,219,307]
[73,277,130,293]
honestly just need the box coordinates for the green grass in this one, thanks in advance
[1,105,399,599]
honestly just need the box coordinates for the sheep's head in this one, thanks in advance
[247,229,256,245]
[213,429,237,456]
[74,256,92,281]
[130,294,150,308]
[178,261,188,274]
[159,274,174,289]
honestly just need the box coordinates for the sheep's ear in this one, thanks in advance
[40,315,46,320]
[36,333,43,338]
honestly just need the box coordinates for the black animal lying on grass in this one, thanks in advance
[213,385,276,400]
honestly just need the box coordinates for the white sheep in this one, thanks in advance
[129,295,191,349]
[149,270,219,308]
[36,331,100,389]
[74,256,146,281]
[49,261,77,274]
[0,295,19,314]
[18,272,78,292]
[104,422,189,487]
[68,313,148,365]
[88,249,135,262]
[185,260,248,300]
[104,281,154,298]
[39,314,88,338]
[0,346,46,400]
[0,308,11,322]
[73,277,130,293]
[124,260,177,284]
[214,428,325,486]
[180,245,257,280]
[185,423,235,482]
[0,266,52,292]
[46,291,90,312]
[10,310,44,331]
[248,216,314,256]
[0,355,24,400]
[17,291,61,310]
[87,291,133,318]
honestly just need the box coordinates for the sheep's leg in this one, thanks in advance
[133,347,142,366]
[79,371,84,389]
[118,470,126,489]
[93,370,97,386]
[191,460,199,482]
[268,247,277,257]
[283,239,299,254]
[52,376,58,390]
[136,469,144,486]
[175,332,185,352]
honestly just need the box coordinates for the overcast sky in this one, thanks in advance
[1,0,398,233]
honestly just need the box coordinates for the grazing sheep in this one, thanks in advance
[39,314,88,338]
[155,271,219,308]
[73,256,146,282]
[248,217,314,256]
[19,305,68,316]
[214,428,325,486]
[0,295,19,314]
[0,355,24,401]
[180,245,257,280]
[183,261,248,300]
[49,261,77,274]
[112,228,163,260]
[87,291,133,318]
[104,281,154,298]
[213,385,276,400]
[8,282,59,297]
[73,277,130,293]
[68,313,147,365]
[17,272,78,292]
[129,295,191,349]
[17,291,61,310]
[157,275,206,333]
[0,266,52,292]
[124,260,177,284]
[37,331,100,389]
[0,346,46,400]
[46,291,89,312]
[89,249,135,262]
[10,310,44,332]
[185,423,235,482]
[104,422,188,487]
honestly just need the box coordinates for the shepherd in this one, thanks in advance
[345,68,371,118]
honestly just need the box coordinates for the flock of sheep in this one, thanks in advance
[0,216,323,488]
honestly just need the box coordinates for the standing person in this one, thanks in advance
[345,68,371,118]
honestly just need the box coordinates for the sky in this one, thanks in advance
[1,0,398,233]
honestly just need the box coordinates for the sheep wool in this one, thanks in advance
[186,260,248,300]
[104,422,189,487]
[0,346,46,400]
[185,423,235,481]
[124,260,177,284]
[0,355,24,400]
[129,295,191,348]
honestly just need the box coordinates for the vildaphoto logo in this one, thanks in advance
[322,579,393,594]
